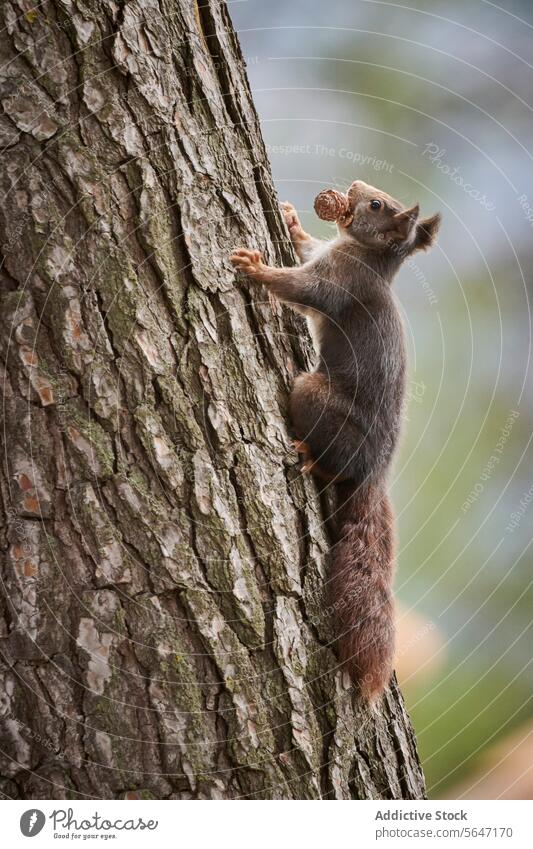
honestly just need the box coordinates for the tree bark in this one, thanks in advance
[0,0,426,800]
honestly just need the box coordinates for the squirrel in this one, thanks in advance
[230,179,441,702]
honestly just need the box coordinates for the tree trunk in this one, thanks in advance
[0,0,426,800]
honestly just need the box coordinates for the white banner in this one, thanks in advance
[2,799,532,848]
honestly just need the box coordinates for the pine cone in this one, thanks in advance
[314,189,350,222]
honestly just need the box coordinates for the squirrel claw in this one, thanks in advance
[230,248,265,276]
[291,439,310,455]
[281,201,307,240]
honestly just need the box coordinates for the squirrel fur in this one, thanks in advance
[230,180,441,703]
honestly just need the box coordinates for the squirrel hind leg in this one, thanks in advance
[301,457,343,482]
[291,439,310,454]
[290,372,361,481]
[291,432,346,481]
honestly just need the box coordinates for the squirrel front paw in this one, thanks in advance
[281,201,309,243]
[229,248,266,277]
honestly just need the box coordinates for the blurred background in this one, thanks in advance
[231,0,533,799]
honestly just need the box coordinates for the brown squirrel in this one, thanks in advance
[230,180,441,702]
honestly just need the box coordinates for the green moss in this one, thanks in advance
[64,398,115,476]
[95,257,140,350]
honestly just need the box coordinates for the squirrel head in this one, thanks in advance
[314,180,441,254]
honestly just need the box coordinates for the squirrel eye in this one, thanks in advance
[370,199,382,210]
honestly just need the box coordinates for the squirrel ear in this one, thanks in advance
[391,204,419,240]
[412,212,442,251]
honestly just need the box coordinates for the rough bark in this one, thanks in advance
[0,0,426,799]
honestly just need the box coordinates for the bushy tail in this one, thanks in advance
[329,480,396,703]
